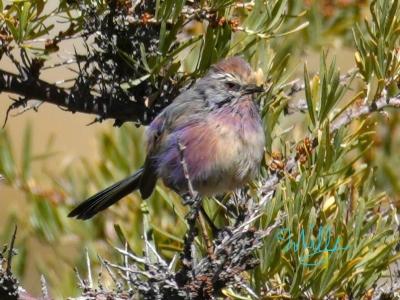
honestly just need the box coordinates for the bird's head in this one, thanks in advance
[197,56,264,107]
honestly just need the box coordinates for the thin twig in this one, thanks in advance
[74,267,85,289]
[40,275,50,300]
[98,255,119,287]
[330,93,400,132]
[85,248,93,289]
[178,141,196,198]
[42,58,77,70]
[175,140,202,288]
[123,242,131,290]
[114,247,147,265]
[6,225,17,275]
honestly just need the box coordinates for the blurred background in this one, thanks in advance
[1,0,399,298]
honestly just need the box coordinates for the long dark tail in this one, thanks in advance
[68,168,144,220]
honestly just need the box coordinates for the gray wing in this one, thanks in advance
[139,88,208,198]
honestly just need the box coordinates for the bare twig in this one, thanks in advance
[98,255,120,287]
[42,58,77,70]
[178,141,196,198]
[114,247,147,265]
[123,242,132,290]
[6,226,17,275]
[330,93,400,132]
[85,248,93,289]
[74,267,85,289]
[40,275,50,300]
[0,226,20,299]
[176,141,202,288]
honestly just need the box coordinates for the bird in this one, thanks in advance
[68,56,266,220]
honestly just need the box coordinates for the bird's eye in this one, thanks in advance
[225,81,240,91]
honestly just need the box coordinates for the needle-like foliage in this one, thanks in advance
[0,0,400,299]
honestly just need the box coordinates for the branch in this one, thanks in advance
[0,226,31,300]
[101,198,283,300]
[175,141,203,288]
[262,91,400,194]
[0,70,148,125]
[330,92,400,132]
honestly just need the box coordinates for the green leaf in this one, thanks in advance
[35,0,45,16]
[304,63,316,127]
[114,224,128,245]
[21,123,32,182]
[0,130,16,181]
[121,74,151,90]
[19,1,31,40]
[5,19,19,41]
[273,21,309,37]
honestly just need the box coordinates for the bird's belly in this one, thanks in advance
[194,121,265,195]
[156,112,265,196]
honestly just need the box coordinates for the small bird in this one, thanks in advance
[68,56,265,220]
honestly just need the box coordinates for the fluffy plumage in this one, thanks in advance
[68,56,265,220]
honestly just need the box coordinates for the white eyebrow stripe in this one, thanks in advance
[211,72,240,83]
[225,73,237,81]
[214,73,237,81]
[212,73,226,79]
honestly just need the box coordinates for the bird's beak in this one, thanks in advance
[243,84,264,95]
